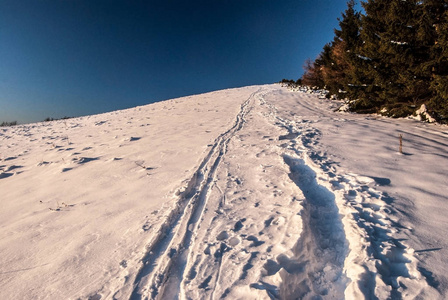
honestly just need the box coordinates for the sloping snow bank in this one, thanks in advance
[1,84,446,299]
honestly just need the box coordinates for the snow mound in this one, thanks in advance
[412,104,437,123]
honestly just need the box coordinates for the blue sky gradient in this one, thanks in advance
[0,0,355,123]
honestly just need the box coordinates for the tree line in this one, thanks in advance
[0,121,17,127]
[299,0,448,122]
[0,116,73,127]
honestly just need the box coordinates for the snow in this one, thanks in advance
[1,84,447,299]
[391,40,409,45]
[412,103,437,123]
[356,54,372,61]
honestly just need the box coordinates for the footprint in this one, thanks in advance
[263,259,281,276]
[119,260,127,268]
[142,223,151,231]
[216,231,229,241]
[204,244,212,255]
[246,235,265,247]
[233,219,245,232]
[214,243,229,258]
[279,132,299,140]
[264,217,274,227]
[344,190,357,200]
[228,237,240,247]
[330,180,343,190]
[88,293,102,300]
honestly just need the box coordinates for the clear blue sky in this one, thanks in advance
[0,0,355,124]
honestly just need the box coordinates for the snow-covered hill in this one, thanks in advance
[1,85,446,299]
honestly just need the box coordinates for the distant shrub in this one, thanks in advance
[280,78,302,88]
[43,116,72,122]
[0,121,17,127]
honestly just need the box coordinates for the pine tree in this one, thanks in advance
[424,0,448,122]
[346,0,386,111]
[355,0,423,115]
[302,1,362,98]
[388,0,431,115]
[319,43,342,95]
[332,0,363,100]
[298,0,448,122]
[334,0,361,52]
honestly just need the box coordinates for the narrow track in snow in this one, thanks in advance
[280,155,348,299]
[128,86,437,299]
[129,89,260,300]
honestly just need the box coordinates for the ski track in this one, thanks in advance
[129,89,260,300]
[121,86,433,299]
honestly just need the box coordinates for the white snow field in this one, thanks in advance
[1,84,447,299]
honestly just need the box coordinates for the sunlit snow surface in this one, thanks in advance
[1,85,447,299]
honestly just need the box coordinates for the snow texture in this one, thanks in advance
[1,84,447,299]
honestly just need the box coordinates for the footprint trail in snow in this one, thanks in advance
[126,86,435,299]
[2,85,444,300]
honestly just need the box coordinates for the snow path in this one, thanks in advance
[125,86,436,299]
[280,155,348,299]
[270,88,447,298]
[1,84,445,299]
[129,89,259,299]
